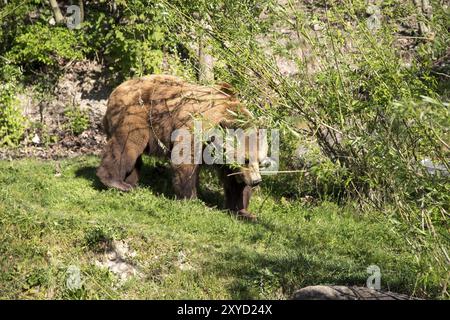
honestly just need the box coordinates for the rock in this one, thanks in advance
[420,158,449,176]
[95,240,140,282]
[292,285,418,300]
[31,134,40,145]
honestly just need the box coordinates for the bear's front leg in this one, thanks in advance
[124,155,143,188]
[219,167,257,221]
[97,131,148,192]
[171,164,200,199]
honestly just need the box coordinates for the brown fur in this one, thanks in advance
[97,75,265,220]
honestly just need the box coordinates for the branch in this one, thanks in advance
[48,0,64,24]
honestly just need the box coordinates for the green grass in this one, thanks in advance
[0,156,444,299]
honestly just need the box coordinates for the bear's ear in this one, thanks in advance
[217,82,235,96]
[219,109,253,129]
[219,118,234,129]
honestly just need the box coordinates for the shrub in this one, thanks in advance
[6,23,86,69]
[0,83,26,147]
[64,107,89,136]
[82,2,174,80]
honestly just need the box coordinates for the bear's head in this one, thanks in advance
[218,109,271,187]
[209,88,273,187]
[234,128,270,187]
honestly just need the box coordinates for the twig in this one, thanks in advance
[227,170,307,176]
[431,71,450,79]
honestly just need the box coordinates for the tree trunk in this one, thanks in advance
[48,0,64,24]
[78,0,84,23]
[198,35,215,83]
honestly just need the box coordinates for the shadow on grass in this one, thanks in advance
[74,163,175,197]
[74,161,225,210]
[202,241,418,299]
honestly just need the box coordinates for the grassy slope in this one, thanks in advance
[0,156,441,299]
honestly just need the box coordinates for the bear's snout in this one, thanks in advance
[250,178,262,187]
[240,162,262,187]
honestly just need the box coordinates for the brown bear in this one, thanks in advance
[96,75,268,221]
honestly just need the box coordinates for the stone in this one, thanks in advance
[292,285,418,300]
[31,134,40,145]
